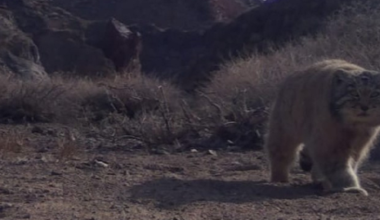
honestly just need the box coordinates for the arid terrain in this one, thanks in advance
[1,0,380,219]
[0,124,380,220]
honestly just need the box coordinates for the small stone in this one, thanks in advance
[208,150,218,156]
[94,160,109,168]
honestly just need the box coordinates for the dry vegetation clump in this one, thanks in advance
[63,74,194,149]
[192,56,287,150]
[262,1,380,70]
[69,75,183,121]
[0,75,70,123]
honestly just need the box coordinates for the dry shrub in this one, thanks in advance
[0,76,69,123]
[66,74,190,148]
[72,74,184,121]
[310,1,380,68]
[57,127,79,161]
[205,0,380,110]
[116,76,186,146]
[192,48,315,150]
[63,78,112,122]
[0,73,189,149]
[116,81,189,148]
[258,1,380,69]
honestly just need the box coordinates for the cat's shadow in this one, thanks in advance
[128,177,319,209]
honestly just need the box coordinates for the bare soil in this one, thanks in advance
[0,124,380,220]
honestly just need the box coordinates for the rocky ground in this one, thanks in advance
[0,124,380,220]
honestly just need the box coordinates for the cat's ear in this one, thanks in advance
[363,70,380,84]
[362,70,380,76]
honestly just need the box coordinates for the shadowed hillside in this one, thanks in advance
[0,0,358,89]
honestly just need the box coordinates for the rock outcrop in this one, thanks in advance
[0,8,47,79]
[101,19,142,74]
[2,0,115,77]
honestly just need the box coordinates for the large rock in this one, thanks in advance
[101,18,142,74]
[0,10,47,79]
[133,25,205,78]
[1,52,47,80]
[3,0,115,77]
[35,30,115,76]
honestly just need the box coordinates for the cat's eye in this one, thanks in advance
[371,92,380,98]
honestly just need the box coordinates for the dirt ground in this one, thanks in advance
[0,125,380,220]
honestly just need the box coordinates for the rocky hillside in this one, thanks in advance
[0,0,360,88]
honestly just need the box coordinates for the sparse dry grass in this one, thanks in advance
[0,128,26,157]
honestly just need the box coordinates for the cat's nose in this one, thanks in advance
[360,105,369,111]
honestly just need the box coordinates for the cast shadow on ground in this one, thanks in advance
[128,177,319,209]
